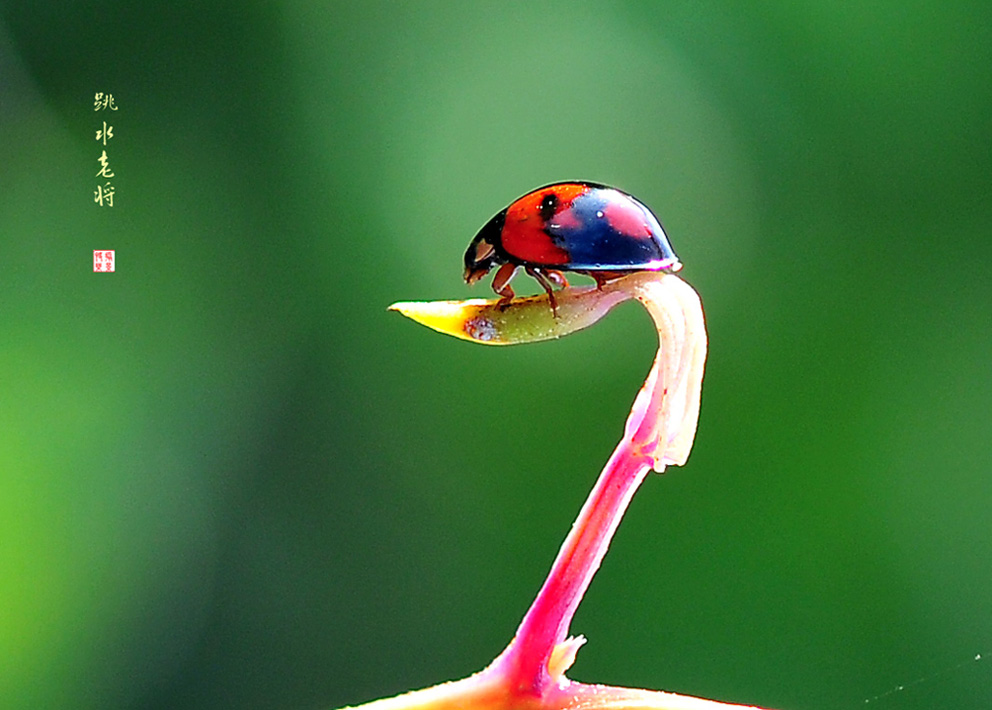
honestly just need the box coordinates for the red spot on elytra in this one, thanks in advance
[603,201,652,239]
[552,208,582,230]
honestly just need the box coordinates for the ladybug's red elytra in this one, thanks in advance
[464,182,681,308]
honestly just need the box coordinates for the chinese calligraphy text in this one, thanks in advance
[93,92,118,207]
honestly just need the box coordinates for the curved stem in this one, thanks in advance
[388,273,716,707]
[492,441,653,692]
[485,274,707,693]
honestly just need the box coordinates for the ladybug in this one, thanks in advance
[464,181,681,308]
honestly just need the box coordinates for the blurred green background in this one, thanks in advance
[2,2,990,709]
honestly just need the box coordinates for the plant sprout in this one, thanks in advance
[353,272,768,710]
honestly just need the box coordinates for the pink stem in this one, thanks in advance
[491,439,653,692]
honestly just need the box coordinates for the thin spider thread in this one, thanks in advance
[862,651,986,705]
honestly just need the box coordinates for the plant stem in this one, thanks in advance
[491,439,654,692]
[389,273,714,705]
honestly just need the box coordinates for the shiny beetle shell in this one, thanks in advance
[464,181,680,305]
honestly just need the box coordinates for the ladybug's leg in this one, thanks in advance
[591,271,621,290]
[491,262,518,307]
[526,267,561,316]
[544,269,569,288]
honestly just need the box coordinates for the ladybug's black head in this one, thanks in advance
[464,209,507,284]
